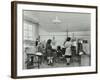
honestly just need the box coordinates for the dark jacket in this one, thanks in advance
[46,44,53,57]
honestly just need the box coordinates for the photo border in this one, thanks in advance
[11,1,98,79]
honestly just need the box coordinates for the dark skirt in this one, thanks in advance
[65,55,72,58]
[46,49,53,57]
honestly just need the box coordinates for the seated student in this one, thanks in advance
[62,47,66,55]
[56,46,64,63]
[57,46,62,57]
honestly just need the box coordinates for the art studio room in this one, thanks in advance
[23,10,91,69]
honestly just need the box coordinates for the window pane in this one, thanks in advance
[24,22,33,40]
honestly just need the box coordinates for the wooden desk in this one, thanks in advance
[26,53,40,69]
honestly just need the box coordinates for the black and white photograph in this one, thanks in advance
[11,1,97,78]
[23,10,91,69]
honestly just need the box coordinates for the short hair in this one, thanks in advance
[66,37,71,41]
[57,46,61,50]
[47,39,52,44]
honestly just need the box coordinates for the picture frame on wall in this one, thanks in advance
[11,1,98,78]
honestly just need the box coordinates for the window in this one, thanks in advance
[24,22,33,40]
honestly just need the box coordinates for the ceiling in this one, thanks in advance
[23,10,91,32]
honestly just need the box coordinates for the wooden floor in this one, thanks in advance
[27,54,90,69]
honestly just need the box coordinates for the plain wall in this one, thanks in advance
[39,27,90,45]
